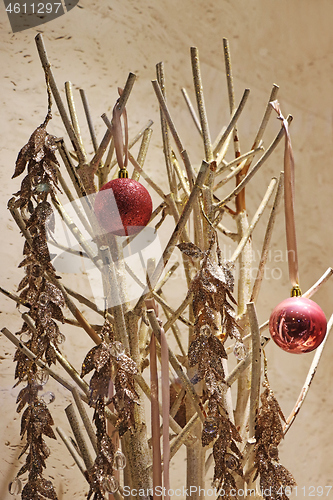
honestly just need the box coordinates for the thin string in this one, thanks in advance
[270,100,299,288]
[112,88,129,172]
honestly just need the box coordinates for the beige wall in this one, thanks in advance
[1,1,333,497]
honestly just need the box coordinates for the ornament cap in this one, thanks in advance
[118,168,128,178]
[291,285,302,297]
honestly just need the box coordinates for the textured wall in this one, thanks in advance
[1,1,333,498]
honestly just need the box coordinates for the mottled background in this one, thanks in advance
[1,1,333,498]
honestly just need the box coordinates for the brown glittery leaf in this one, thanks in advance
[89,370,110,404]
[100,433,115,463]
[15,360,34,390]
[21,483,36,500]
[115,352,138,374]
[17,274,30,292]
[207,334,228,359]
[13,144,30,179]
[100,320,114,342]
[29,125,47,160]
[177,242,204,259]
[36,477,58,500]
[81,345,100,377]
[48,303,65,323]
[253,378,296,499]
[18,255,36,269]
[202,417,219,446]
[43,282,65,307]
[31,236,51,265]
[188,333,207,367]
[42,158,59,187]
[94,343,112,372]
[16,175,33,207]
[204,256,234,292]
[44,134,58,151]
[20,405,32,436]
[45,344,57,366]
[27,201,53,228]
[42,424,56,440]
[17,460,30,478]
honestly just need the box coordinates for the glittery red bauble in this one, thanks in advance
[94,178,153,236]
[269,297,327,354]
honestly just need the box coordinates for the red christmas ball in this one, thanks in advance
[94,178,153,236]
[269,297,327,354]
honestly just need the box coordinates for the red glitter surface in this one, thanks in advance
[94,178,153,236]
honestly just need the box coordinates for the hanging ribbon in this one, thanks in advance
[112,88,129,176]
[146,299,170,500]
[270,100,299,289]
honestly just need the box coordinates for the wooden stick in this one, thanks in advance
[214,159,249,192]
[214,116,292,213]
[157,290,187,357]
[131,127,153,182]
[283,313,333,435]
[190,46,213,162]
[1,327,85,397]
[72,387,98,454]
[247,303,261,443]
[35,34,86,165]
[56,138,88,199]
[79,88,99,153]
[156,62,178,195]
[181,87,202,135]
[169,411,202,460]
[152,79,196,186]
[65,404,94,470]
[135,372,195,445]
[90,73,136,172]
[163,292,192,333]
[215,147,263,178]
[251,172,284,302]
[56,427,87,476]
[53,347,91,398]
[302,267,333,298]
[230,177,277,262]
[65,81,87,159]
[149,333,162,498]
[99,245,129,352]
[124,262,192,329]
[64,285,114,323]
[223,38,241,161]
[160,326,171,500]
[212,88,250,157]
[253,84,279,147]
[128,151,166,200]
[0,285,29,308]
[51,194,103,270]
[55,163,94,237]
